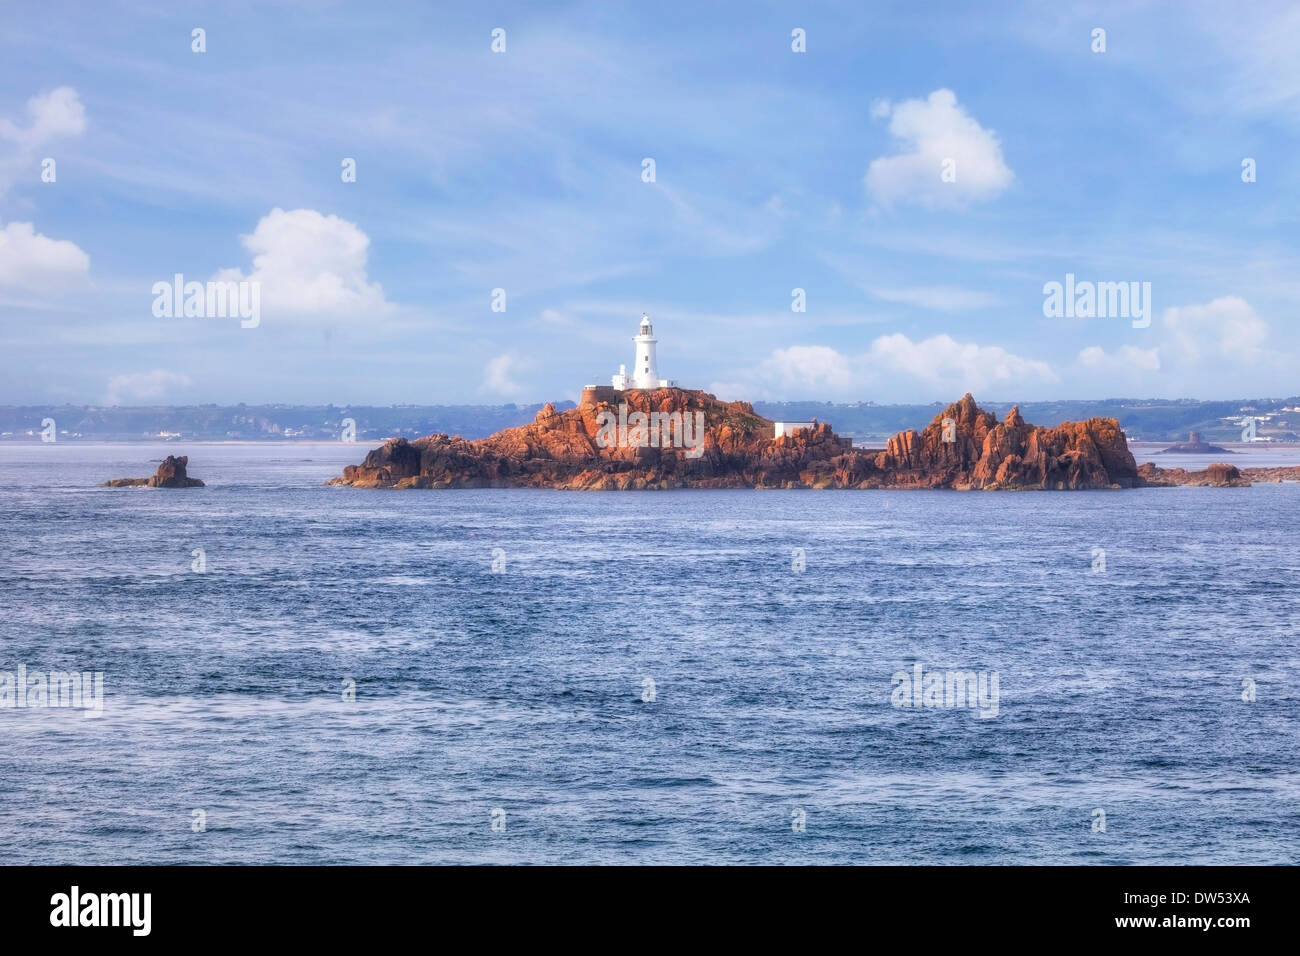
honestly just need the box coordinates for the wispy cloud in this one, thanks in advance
[869,285,1003,312]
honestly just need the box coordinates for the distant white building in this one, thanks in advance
[773,421,816,439]
[611,314,676,391]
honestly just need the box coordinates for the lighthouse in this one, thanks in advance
[632,313,659,388]
[610,313,676,391]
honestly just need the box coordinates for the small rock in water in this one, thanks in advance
[102,454,205,488]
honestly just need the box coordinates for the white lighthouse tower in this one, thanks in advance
[611,313,675,391]
[632,313,659,388]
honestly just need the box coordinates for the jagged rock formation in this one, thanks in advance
[1138,461,1285,487]
[103,455,205,488]
[330,390,1146,491]
[829,393,1139,490]
[1160,431,1231,454]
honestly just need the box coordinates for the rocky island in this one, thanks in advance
[103,454,205,488]
[1138,462,1255,487]
[329,389,1153,491]
[330,314,1300,492]
[1159,431,1232,454]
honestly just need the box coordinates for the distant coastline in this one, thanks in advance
[4,395,1298,445]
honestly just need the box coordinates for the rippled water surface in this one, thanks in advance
[1,443,1298,864]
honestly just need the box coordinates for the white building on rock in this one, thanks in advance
[773,421,817,439]
[611,314,676,391]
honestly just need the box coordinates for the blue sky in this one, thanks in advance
[1,0,1297,406]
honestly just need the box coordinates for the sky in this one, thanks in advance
[0,0,1297,407]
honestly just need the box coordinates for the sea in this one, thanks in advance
[1,441,1298,865]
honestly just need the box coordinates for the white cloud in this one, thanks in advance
[105,370,191,405]
[1075,298,1278,389]
[0,87,86,147]
[755,345,857,393]
[1078,345,1161,371]
[867,332,1054,392]
[480,353,527,398]
[719,333,1054,400]
[865,89,1013,208]
[1161,296,1268,363]
[0,220,90,290]
[0,87,86,196]
[215,208,389,320]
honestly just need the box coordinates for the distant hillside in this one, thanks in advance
[0,402,576,442]
[753,398,1300,443]
[2,396,1297,443]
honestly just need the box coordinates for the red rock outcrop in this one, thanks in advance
[826,394,1139,490]
[330,391,1147,491]
[1235,466,1300,483]
[1138,461,1269,487]
[103,454,205,488]
[1207,463,1245,486]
